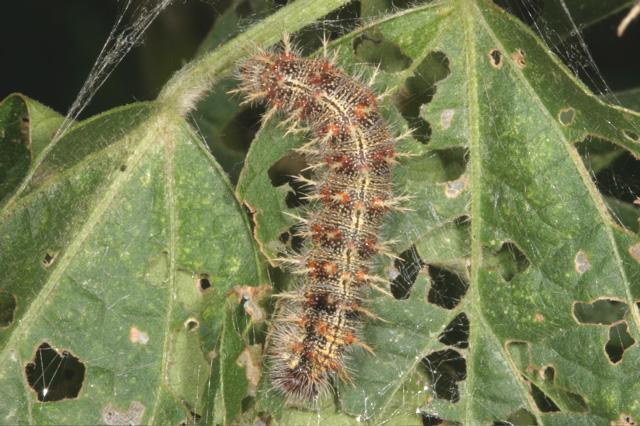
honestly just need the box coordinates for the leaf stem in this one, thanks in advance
[158,0,352,116]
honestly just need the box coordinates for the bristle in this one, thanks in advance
[236,46,401,403]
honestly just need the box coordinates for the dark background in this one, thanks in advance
[0,0,217,118]
[0,1,639,118]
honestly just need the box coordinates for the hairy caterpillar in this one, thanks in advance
[236,36,405,402]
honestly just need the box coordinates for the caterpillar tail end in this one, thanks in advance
[271,365,328,404]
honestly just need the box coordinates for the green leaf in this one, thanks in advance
[0,103,264,424]
[237,0,640,424]
[0,94,64,202]
[0,0,359,423]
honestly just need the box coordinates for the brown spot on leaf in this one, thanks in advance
[129,326,149,345]
[229,284,272,323]
[102,401,145,425]
[512,48,526,69]
[236,344,263,396]
[534,313,544,322]
[611,413,637,426]
[629,242,640,263]
[444,176,467,198]
[574,250,590,274]
[440,109,455,129]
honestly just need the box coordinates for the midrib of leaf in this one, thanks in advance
[150,119,178,424]
[0,113,167,419]
[474,1,640,335]
[460,1,543,424]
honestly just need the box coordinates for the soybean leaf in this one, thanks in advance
[237,1,640,424]
[0,102,265,424]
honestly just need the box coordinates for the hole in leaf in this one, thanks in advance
[25,342,85,402]
[622,129,639,143]
[432,147,468,183]
[573,299,628,325]
[241,395,255,412]
[542,365,554,381]
[395,51,451,143]
[185,318,200,331]
[288,224,306,254]
[494,242,530,281]
[420,349,466,403]
[494,408,538,425]
[189,410,202,423]
[42,251,57,268]
[0,291,17,328]
[558,107,575,126]
[538,365,589,413]
[564,389,589,412]
[278,231,290,244]
[390,245,423,299]
[577,137,640,232]
[488,48,503,68]
[606,322,635,364]
[438,313,469,349]
[530,383,560,412]
[197,274,212,292]
[427,266,468,309]
[493,0,544,27]
[220,104,265,153]
[353,30,411,72]
[535,365,587,412]
[267,152,311,209]
[421,413,444,425]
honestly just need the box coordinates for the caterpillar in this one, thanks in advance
[236,37,404,403]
